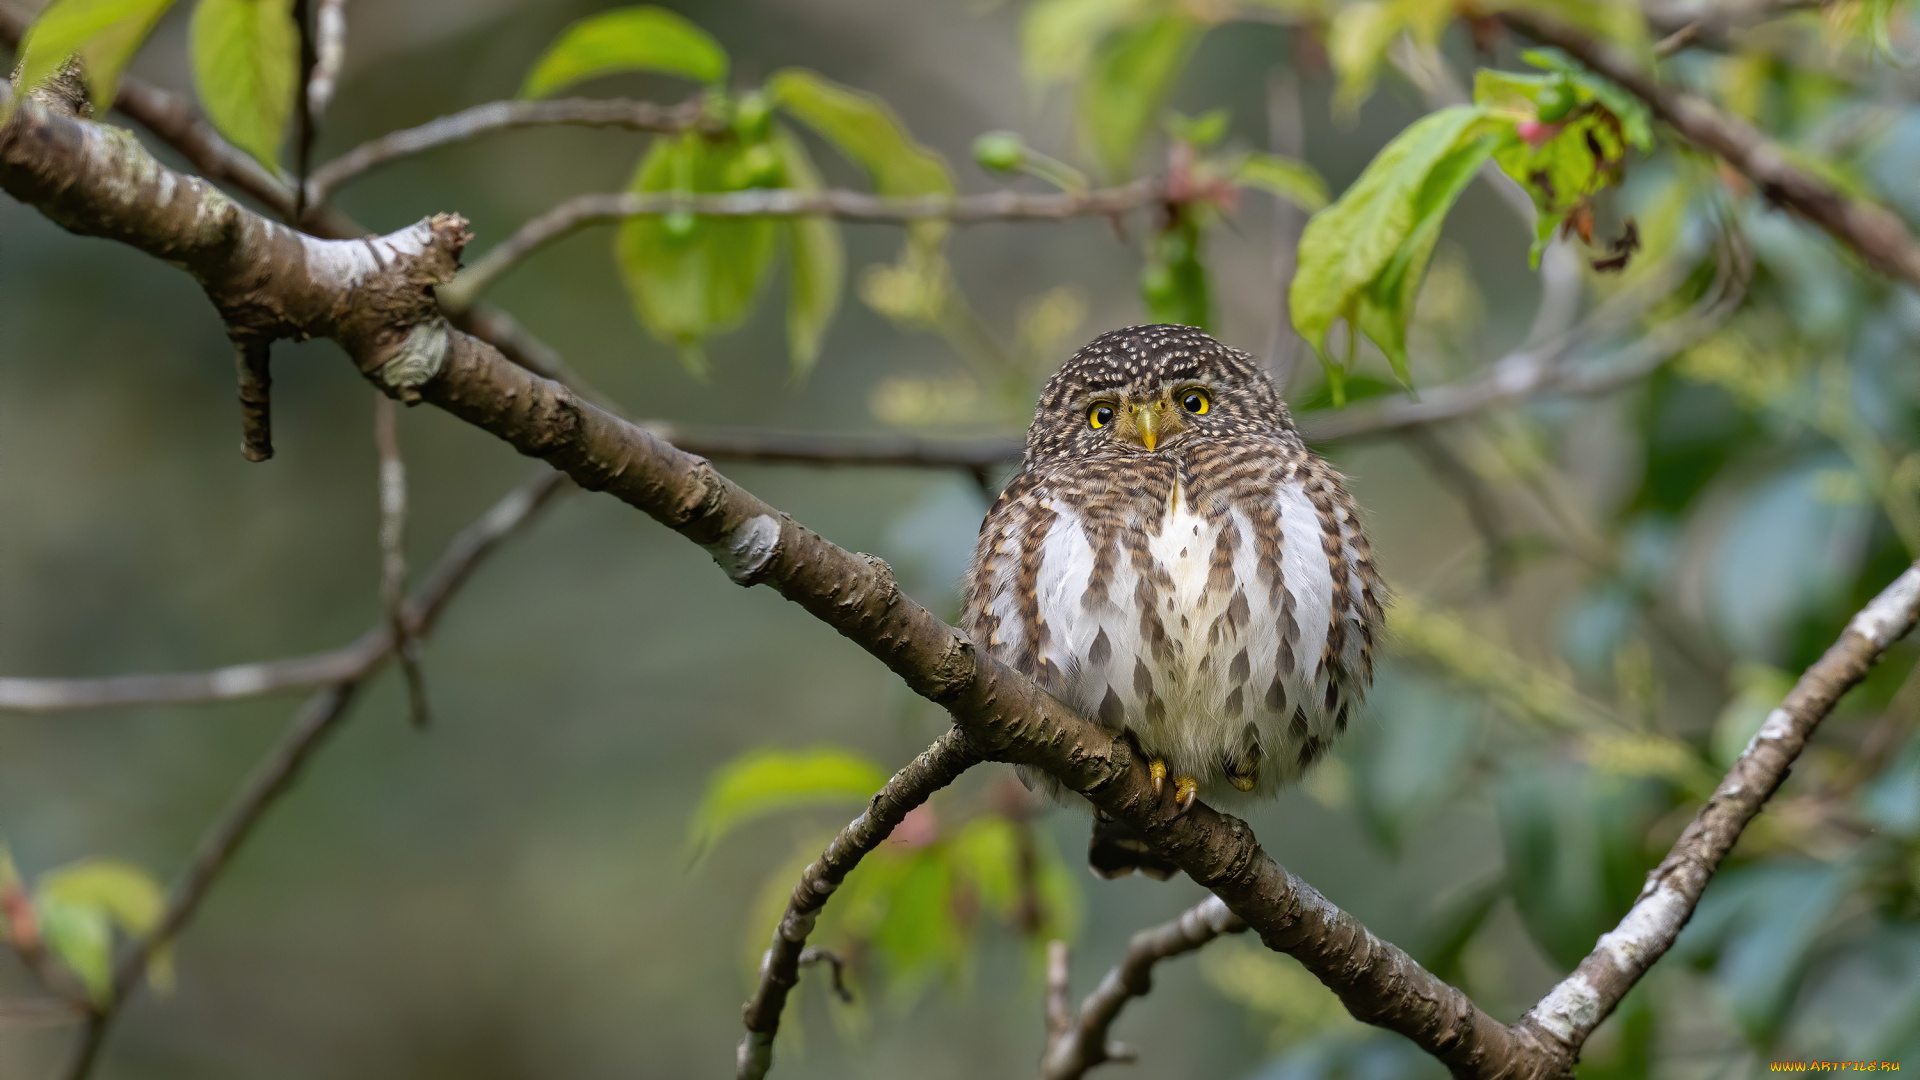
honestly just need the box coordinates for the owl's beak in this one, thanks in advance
[1125,401,1182,451]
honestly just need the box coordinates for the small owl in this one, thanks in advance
[964,325,1383,879]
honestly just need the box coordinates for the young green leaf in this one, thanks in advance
[684,745,889,860]
[772,129,845,377]
[1235,152,1329,212]
[1018,0,1149,90]
[14,0,180,113]
[34,857,170,1003]
[1077,11,1203,179]
[765,69,952,199]
[1291,105,1495,392]
[190,0,298,170]
[518,6,728,98]
[616,134,782,373]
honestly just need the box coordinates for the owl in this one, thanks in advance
[964,325,1383,879]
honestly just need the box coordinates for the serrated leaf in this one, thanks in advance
[685,746,889,860]
[771,128,844,377]
[1291,105,1493,389]
[15,0,180,113]
[1236,152,1329,211]
[34,857,170,1003]
[518,6,727,98]
[616,134,781,372]
[766,69,952,200]
[190,0,298,170]
[1078,11,1203,179]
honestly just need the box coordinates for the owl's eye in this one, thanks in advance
[1181,388,1211,415]
[1087,402,1115,429]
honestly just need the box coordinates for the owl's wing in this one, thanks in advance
[963,469,1047,678]
[1260,454,1381,730]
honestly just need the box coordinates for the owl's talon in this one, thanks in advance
[1148,759,1168,798]
[1173,776,1198,814]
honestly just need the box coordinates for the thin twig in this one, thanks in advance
[1263,68,1306,391]
[1044,940,1073,1044]
[737,727,982,1080]
[373,394,428,727]
[234,336,273,462]
[305,96,713,208]
[795,948,854,1004]
[291,0,317,221]
[1500,8,1920,289]
[438,182,1162,312]
[1040,896,1247,1080]
[307,0,347,124]
[0,470,568,713]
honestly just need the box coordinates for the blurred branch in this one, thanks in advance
[64,682,362,1080]
[1520,563,1920,1054]
[1403,427,1520,589]
[738,728,981,1080]
[51,471,565,1080]
[1500,9,1920,289]
[304,96,715,209]
[1040,896,1247,1080]
[1644,0,1825,54]
[1263,68,1306,390]
[0,470,568,713]
[306,0,348,125]
[438,182,1161,312]
[373,394,428,728]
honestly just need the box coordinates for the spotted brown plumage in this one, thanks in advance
[964,324,1383,880]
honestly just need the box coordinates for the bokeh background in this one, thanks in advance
[6,1,1920,1077]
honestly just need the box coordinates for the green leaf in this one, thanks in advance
[616,133,782,373]
[1018,0,1149,89]
[34,857,170,1004]
[190,0,298,170]
[1077,11,1203,179]
[765,69,952,200]
[1352,132,1493,383]
[1290,105,1495,388]
[1236,152,1328,212]
[1326,1,1400,117]
[685,746,889,860]
[1140,214,1209,329]
[15,0,180,113]
[518,6,727,98]
[770,128,844,377]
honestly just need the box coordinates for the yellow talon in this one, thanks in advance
[1228,770,1257,793]
[1148,759,1168,797]
[1173,776,1198,813]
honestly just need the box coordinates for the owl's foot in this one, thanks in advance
[1225,761,1259,792]
[1148,758,1168,798]
[1172,775,1198,814]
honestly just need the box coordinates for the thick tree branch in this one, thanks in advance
[304,96,715,209]
[437,182,1162,312]
[1041,896,1248,1080]
[1514,565,1920,1055]
[737,728,982,1080]
[0,469,568,712]
[1500,9,1920,288]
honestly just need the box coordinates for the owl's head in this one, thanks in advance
[1025,324,1293,464]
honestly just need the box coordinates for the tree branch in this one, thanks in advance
[304,96,715,209]
[0,469,568,712]
[1499,9,1920,288]
[1518,563,1920,1053]
[372,393,428,727]
[437,182,1162,313]
[1041,896,1248,1080]
[737,728,982,1080]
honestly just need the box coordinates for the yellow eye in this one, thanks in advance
[1181,388,1211,415]
[1087,402,1115,429]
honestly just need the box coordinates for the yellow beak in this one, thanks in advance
[1131,403,1161,451]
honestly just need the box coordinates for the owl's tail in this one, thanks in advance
[1087,810,1180,881]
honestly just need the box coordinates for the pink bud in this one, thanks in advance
[1517,120,1564,147]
